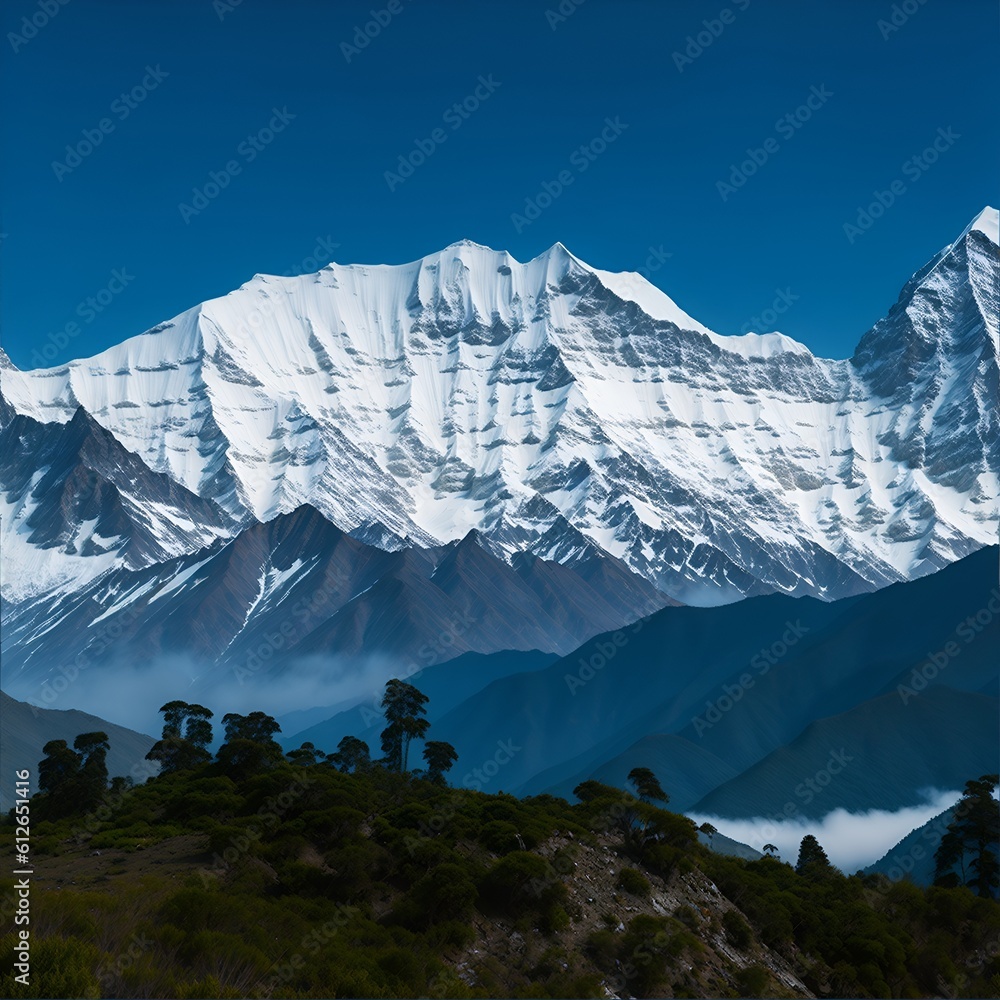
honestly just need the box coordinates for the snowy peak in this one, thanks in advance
[959,205,999,246]
[1,213,997,610]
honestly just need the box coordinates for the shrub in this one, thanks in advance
[722,909,753,949]
[406,863,478,925]
[618,867,651,897]
[584,929,618,970]
[479,819,521,855]
[0,933,102,999]
[479,851,550,914]
[734,963,769,998]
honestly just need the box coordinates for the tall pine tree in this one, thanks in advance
[935,774,1000,898]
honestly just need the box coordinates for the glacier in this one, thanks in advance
[1,207,997,612]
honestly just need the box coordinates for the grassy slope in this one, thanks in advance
[2,760,999,999]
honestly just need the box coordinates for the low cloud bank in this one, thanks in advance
[689,789,964,872]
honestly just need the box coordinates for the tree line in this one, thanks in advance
[33,685,998,898]
[36,678,459,815]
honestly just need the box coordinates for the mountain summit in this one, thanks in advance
[1,209,997,611]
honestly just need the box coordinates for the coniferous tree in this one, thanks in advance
[935,774,1000,898]
[796,834,834,878]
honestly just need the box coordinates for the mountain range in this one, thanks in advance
[294,544,998,818]
[2,208,996,618]
[1,208,997,840]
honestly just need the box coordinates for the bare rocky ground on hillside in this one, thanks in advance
[436,832,813,999]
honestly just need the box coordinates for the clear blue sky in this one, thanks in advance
[1,0,996,368]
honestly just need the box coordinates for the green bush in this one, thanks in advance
[722,909,753,949]
[479,851,550,913]
[0,934,102,999]
[406,863,478,925]
[8,737,1000,999]
[479,819,521,854]
[734,963,769,997]
[618,866,651,897]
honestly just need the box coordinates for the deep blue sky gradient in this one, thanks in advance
[1,0,997,367]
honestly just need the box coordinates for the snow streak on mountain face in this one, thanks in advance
[1,209,997,610]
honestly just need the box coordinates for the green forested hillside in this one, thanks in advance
[3,748,999,999]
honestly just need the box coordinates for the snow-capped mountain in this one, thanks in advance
[1,209,997,624]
